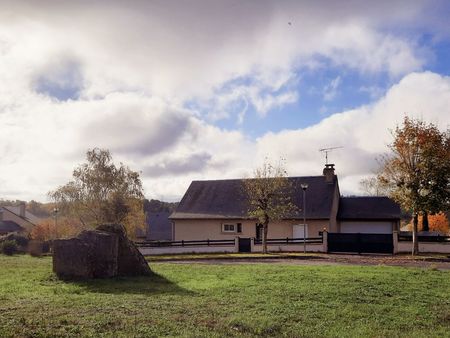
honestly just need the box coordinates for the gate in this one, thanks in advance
[238,237,251,253]
[328,233,393,254]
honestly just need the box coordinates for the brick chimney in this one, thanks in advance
[323,164,335,183]
[19,202,26,217]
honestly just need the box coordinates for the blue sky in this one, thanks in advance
[0,0,449,201]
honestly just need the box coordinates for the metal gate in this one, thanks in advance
[238,237,251,253]
[328,233,393,254]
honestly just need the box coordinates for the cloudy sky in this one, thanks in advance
[1,0,450,202]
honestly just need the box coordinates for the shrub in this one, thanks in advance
[0,233,29,247]
[1,240,18,255]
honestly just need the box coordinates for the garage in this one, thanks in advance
[340,221,393,234]
[337,197,400,234]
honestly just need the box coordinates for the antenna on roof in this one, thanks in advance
[319,146,343,165]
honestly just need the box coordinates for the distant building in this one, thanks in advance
[0,203,38,235]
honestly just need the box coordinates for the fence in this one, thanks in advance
[250,236,326,253]
[253,237,323,245]
[398,234,450,242]
[136,232,450,255]
[136,238,238,255]
[395,232,450,254]
[135,239,236,247]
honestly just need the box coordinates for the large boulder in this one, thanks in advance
[53,224,151,279]
[52,239,95,279]
[97,224,152,276]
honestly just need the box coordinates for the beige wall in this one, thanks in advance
[396,241,450,254]
[1,209,34,232]
[173,218,330,241]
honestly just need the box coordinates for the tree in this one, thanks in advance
[377,117,450,255]
[243,160,297,254]
[403,212,449,234]
[49,148,145,237]
[359,176,389,196]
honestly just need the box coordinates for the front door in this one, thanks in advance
[255,223,263,240]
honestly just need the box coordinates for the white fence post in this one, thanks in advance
[322,230,328,253]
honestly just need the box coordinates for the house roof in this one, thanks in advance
[170,175,337,220]
[337,197,401,220]
[146,211,172,241]
[2,206,40,225]
[0,220,24,233]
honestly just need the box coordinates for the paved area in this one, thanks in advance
[155,253,450,270]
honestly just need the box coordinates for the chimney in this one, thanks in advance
[19,202,26,217]
[323,164,335,183]
[0,209,3,221]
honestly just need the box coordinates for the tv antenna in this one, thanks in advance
[319,146,343,164]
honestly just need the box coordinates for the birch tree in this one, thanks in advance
[243,160,297,254]
[49,148,145,237]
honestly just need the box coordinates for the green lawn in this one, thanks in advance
[0,256,449,337]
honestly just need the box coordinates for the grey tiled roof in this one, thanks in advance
[337,197,401,220]
[2,206,40,225]
[170,176,337,220]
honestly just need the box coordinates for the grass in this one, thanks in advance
[0,255,449,337]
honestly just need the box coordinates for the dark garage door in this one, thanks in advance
[328,233,393,254]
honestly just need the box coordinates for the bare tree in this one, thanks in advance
[243,159,297,254]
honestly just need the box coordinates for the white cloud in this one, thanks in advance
[255,72,450,195]
[0,1,449,201]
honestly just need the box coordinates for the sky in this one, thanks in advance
[1,0,450,202]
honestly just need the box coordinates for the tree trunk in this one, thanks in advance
[422,211,429,232]
[412,213,419,255]
[262,221,269,254]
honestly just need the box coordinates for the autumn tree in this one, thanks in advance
[403,212,450,234]
[49,148,145,238]
[377,117,450,255]
[243,160,297,254]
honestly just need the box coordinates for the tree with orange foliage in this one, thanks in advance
[404,212,449,234]
[31,217,85,241]
[378,117,450,254]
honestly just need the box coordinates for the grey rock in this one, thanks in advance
[53,224,151,279]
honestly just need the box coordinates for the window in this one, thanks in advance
[222,223,243,233]
[222,223,236,232]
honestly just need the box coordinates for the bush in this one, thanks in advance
[1,240,18,255]
[0,233,29,247]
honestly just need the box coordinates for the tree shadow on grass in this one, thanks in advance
[61,272,193,296]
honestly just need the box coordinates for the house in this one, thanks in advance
[0,203,38,235]
[169,164,401,241]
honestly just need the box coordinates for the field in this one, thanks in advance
[1,255,450,337]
